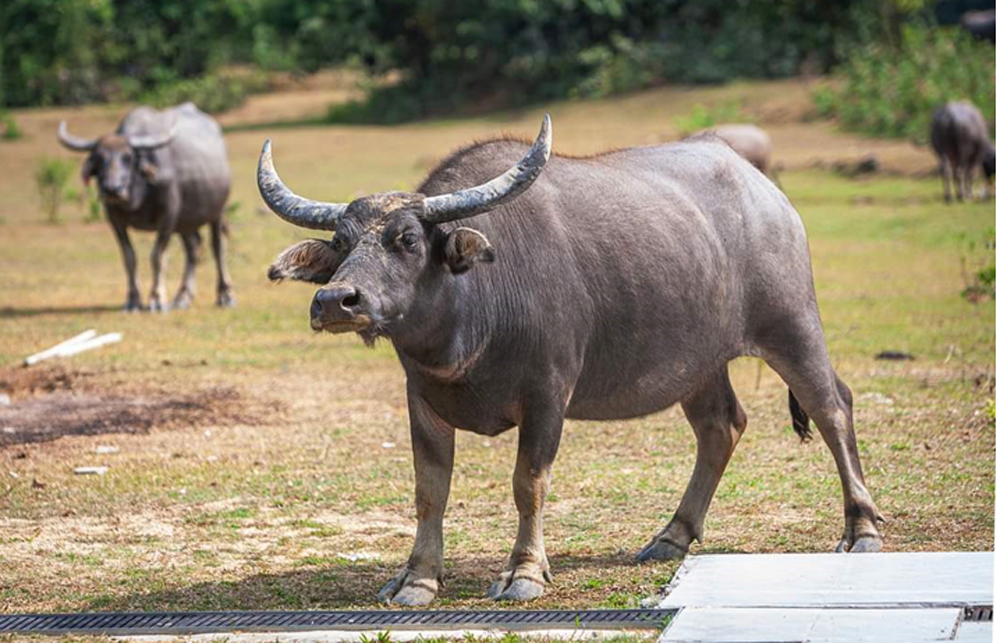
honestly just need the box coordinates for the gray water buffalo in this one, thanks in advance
[58,102,234,311]
[259,116,883,605]
[930,101,995,203]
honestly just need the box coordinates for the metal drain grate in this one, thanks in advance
[0,608,675,636]
[964,605,993,622]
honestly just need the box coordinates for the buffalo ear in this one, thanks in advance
[139,159,158,181]
[138,151,159,182]
[444,227,495,274]
[81,154,98,186]
[268,239,342,284]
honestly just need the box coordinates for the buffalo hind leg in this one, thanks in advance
[173,231,202,310]
[637,368,746,561]
[211,219,235,307]
[764,330,884,552]
[940,159,953,203]
[488,397,563,601]
[377,391,454,606]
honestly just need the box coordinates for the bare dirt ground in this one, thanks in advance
[0,76,993,619]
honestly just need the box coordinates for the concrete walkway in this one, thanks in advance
[657,552,993,642]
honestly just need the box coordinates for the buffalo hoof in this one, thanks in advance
[836,534,883,553]
[376,569,437,606]
[636,536,688,562]
[172,293,194,310]
[217,290,236,308]
[487,570,548,602]
[123,302,142,313]
[148,298,170,313]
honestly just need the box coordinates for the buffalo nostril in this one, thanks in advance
[342,292,360,308]
[311,297,324,319]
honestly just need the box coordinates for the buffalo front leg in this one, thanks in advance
[488,400,563,601]
[210,220,235,307]
[637,369,747,561]
[377,391,454,606]
[148,230,172,312]
[110,219,142,312]
[172,231,201,310]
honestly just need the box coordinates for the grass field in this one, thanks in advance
[0,78,994,618]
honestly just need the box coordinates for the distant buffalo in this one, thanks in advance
[58,102,234,311]
[260,116,882,606]
[960,10,995,43]
[693,123,780,186]
[930,102,995,203]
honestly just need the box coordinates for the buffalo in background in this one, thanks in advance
[58,102,235,312]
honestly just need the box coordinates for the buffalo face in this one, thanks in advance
[269,193,495,345]
[57,121,174,206]
[260,116,548,345]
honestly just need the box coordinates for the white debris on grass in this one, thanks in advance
[337,551,380,562]
[74,466,109,476]
[23,329,123,366]
[95,445,120,455]
[381,442,396,449]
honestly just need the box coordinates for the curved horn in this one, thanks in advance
[257,139,347,231]
[422,114,552,223]
[128,127,175,150]
[57,121,98,152]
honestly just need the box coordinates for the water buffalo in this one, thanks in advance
[930,101,995,203]
[58,102,234,311]
[259,116,883,605]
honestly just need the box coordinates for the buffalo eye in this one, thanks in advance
[399,232,420,251]
[331,235,347,253]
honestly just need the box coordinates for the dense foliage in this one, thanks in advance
[1,0,994,123]
[814,24,996,141]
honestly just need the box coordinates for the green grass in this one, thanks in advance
[0,79,993,618]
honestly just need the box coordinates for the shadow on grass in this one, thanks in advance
[0,304,121,319]
[87,553,648,612]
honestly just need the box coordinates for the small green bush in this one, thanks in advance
[35,157,74,224]
[142,69,271,114]
[83,185,102,223]
[1,111,22,141]
[814,24,995,142]
[673,100,747,136]
[959,226,996,303]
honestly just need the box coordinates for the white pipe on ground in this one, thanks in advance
[23,329,96,366]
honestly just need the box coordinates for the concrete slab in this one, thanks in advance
[954,621,993,642]
[659,607,962,642]
[658,552,993,609]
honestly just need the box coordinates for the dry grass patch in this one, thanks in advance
[0,79,993,615]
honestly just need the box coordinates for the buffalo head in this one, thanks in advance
[57,121,174,205]
[261,115,551,344]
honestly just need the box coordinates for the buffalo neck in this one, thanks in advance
[390,268,483,380]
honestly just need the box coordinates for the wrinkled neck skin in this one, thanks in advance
[388,264,481,383]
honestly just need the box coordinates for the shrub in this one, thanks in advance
[141,69,271,114]
[83,185,102,223]
[813,23,995,142]
[35,158,74,224]
[1,111,22,141]
[673,100,747,136]
[959,226,996,303]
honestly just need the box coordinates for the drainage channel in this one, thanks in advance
[0,608,676,637]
